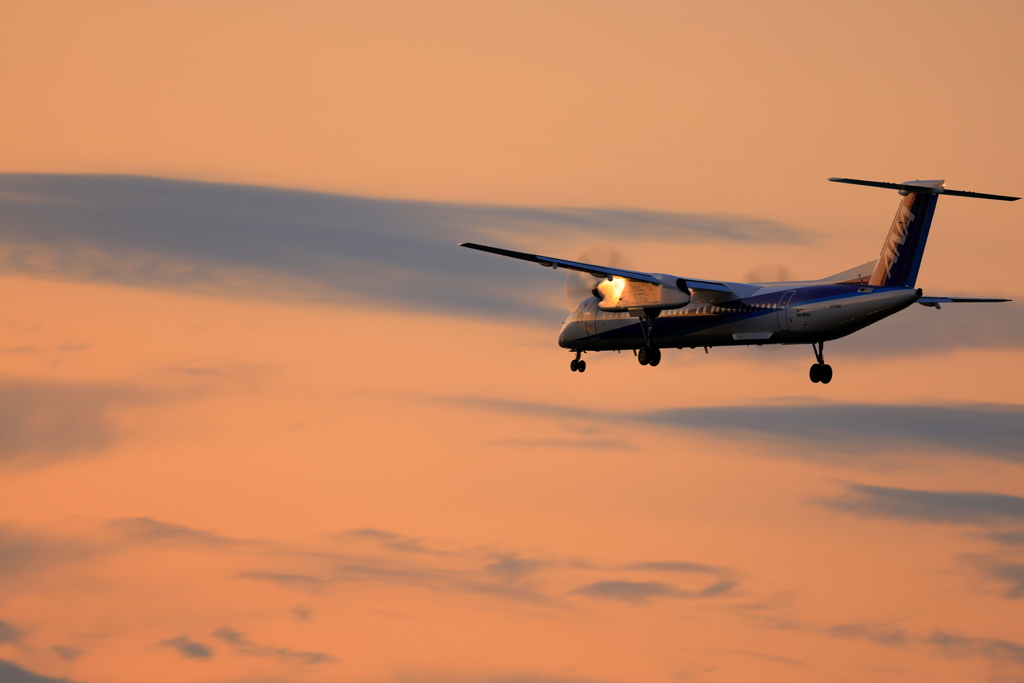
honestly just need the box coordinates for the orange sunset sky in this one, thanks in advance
[1,2,1023,682]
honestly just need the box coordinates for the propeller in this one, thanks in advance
[563,246,634,311]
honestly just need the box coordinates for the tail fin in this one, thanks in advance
[870,184,940,287]
[828,177,1020,288]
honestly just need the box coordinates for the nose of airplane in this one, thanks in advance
[558,320,587,348]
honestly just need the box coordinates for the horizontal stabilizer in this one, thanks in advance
[829,177,1020,201]
[918,296,1011,308]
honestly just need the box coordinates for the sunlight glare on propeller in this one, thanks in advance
[563,247,633,311]
[596,277,627,308]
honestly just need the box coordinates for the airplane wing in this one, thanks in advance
[459,242,734,292]
[918,296,1012,308]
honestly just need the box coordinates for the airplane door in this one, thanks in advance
[581,300,599,339]
[777,290,796,331]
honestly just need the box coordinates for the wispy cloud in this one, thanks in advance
[50,646,81,662]
[990,532,1024,546]
[107,517,235,547]
[927,631,1024,666]
[454,396,1024,463]
[990,564,1024,599]
[815,484,1024,525]
[233,572,330,589]
[824,622,909,646]
[624,561,724,574]
[0,619,20,644]
[0,377,147,467]
[571,578,735,603]
[381,672,620,683]
[571,580,676,602]
[831,302,1024,357]
[815,486,1024,603]
[0,174,807,325]
[104,518,740,611]
[0,659,82,683]
[4,174,1017,356]
[484,554,549,583]
[0,524,94,578]
[818,621,1024,669]
[0,366,270,469]
[212,626,335,666]
[158,635,213,659]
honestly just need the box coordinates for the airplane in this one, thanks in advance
[460,178,1018,383]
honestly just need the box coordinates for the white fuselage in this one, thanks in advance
[558,283,921,350]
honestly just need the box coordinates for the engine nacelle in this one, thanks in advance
[596,276,691,312]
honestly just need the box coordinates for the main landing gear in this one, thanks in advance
[636,313,661,367]
[809,341,833,384]
[570,350,587,373]
[637,346,661,367]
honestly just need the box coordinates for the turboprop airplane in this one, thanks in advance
[460,178,1018,383]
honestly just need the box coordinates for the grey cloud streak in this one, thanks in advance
[212,626,335,665]
[816,485,1024,603]
[0,174,806,326]
[819,621,1024,669]
[385,673,620,683]
[3,174,1021,358]
[927,631,1024,666]
[0,524,94,578]
[457,397,1024,463]
[102,518,741,610]
[0,376,148,467]
[824,622,909,646]
[107,517,236,547]
[816,484,1024,525]
[990,531,1024,546]
[158,635,213,659]
[987,563,1024,599]
[0,660,82,683]
[0,363,271,469]
[829,301,1024,357]
[571,580,675,602]
[0,619,20,644]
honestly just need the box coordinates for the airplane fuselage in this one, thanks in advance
[559,284,920,351]
[461,175,1017,380]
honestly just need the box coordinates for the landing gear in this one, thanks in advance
[637,346,661,367]
[809,341,832,384]
[570,351,587,373]
[636,313,662,367]
[809,363,832,383]
[649,347,661,366]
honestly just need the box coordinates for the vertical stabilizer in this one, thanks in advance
[868,181,941,287]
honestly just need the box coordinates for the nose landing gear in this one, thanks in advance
[570,350,587,373]
[809,341,832,384]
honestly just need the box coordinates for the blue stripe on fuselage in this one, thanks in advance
[563,285,914,349]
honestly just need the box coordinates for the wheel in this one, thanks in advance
[820,364,833,384]
[648,347,662,367]
[577,360,586,373]
[570,359,579,372]
[809,364,821,383]
[638,347,649,366]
